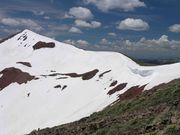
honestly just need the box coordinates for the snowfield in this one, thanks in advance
[0,30,180,135]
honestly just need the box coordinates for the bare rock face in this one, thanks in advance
[16,62,32,67]
[33,41,55,50]
[118,85,146,101]
[109,80,118,87]
[107,83,127,95]
[63,69,99,80]
[0,67,35,91]
[99,70,111,78]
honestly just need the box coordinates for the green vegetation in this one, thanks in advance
[164,124,180,135]
[29,79,180,135]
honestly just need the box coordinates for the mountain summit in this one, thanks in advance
[0,30,180,135]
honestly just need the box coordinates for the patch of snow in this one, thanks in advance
[0,29,180,135]
[129,67,153,77]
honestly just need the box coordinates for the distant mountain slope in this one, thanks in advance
[0,30,180,135]
[29,79,180,135]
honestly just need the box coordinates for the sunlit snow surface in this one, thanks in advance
[0,30,180,135]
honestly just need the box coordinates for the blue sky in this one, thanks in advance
[0,0,180,59]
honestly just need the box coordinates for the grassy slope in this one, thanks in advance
[30,79,180,135]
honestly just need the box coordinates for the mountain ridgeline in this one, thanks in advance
[0,30,180,135]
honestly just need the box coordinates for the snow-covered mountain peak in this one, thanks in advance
[0,30,180,135]
[1,29,54,49]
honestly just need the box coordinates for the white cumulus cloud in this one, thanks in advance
[33,11,45,16]
[63,39,76,45]
[75,20,101,28]
[91,21,101,28]
[64,39,89,46]
[77,40,89,46]
[158,35,169,44]
[75,20,91,27]
[69,27,82,33]
[117,18,149,31]
[83,0,145,12]
[108,32,117,36]
[95,35,180,52]
[100,38,111,45]
[68,7,93,20]
[169,24,180,33]
[1,18,20,26]
[0,18,43,31]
